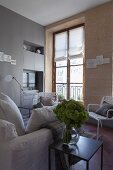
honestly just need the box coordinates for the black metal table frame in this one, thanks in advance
[48,139,103,170]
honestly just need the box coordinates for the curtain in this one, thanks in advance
[68,26,84,60]
[55,32,67,62]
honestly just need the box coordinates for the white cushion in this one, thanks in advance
[0,119,18,142]
[26,107,57,133]
[0,93,25,135]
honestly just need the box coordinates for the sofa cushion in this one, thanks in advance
[0,119,18,142]
[0,93,25,135]
[46,120,65,142]
[33,102,43,108]
[26,107,58,133]
[40,96,54,106]
[96,102,113,118]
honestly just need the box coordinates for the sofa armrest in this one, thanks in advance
[87,104,100,112]
[1,128,53,170]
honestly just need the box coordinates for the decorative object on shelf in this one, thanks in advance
[53,99,89,144]
[36,49,41,54]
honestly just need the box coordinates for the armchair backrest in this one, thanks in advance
[100,96,113,106]
[38,92,58,102]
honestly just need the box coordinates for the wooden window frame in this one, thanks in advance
[52,24,85,100]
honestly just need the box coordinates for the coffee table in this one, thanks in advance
[49,136,103,170]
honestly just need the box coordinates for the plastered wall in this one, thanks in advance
[0,5,44,106]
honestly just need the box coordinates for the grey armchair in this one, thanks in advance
[87,96,113,139]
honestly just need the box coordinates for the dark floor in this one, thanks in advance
[71,123,113,170]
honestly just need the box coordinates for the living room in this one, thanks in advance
[0,0,113,170]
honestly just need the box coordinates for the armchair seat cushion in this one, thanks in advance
[89,111,107,120]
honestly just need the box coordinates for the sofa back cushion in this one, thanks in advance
[40,96,54,106]
[26,107,58,133]
[0,119,18,142]
[0,93,25,135]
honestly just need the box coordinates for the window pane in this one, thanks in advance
[70,58,83,65]
[56,67,67,83]
[23,73,27,84]
[70,84,83,101]
[69,27,84,56]
[55,32,67,60]
[56,60,67,67]
[23,73,27,87]
[56,84,67,99]
[70,66,83,83]
[29,73,35,84]
[29,83,35,88]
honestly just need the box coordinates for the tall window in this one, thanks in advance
[53,25,84,101]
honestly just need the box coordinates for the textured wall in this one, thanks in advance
[0,5,44,106]
[84,2,113,106]
[45,2,113,107]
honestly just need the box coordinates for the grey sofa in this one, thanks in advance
[0,128,53,170]
[0,92,54,170]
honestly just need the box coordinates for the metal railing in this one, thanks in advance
[56,84,83,101]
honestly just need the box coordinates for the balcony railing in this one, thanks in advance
[56,84,83,101]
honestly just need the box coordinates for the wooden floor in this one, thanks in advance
[72,123,113,170]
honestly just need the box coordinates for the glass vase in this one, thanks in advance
[63,127,80,145]
[70,128,80,145]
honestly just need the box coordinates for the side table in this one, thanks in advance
[49,136,103,170]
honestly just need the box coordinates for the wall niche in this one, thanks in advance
[23,41,44,55]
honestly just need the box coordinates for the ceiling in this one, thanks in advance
[0,0,111,26]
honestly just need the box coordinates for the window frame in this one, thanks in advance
[23,71,36,89]
[52,24,85,101]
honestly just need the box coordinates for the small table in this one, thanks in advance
[49,136,103,170]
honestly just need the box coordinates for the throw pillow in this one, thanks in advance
[96,103,113,118]
[0,119,18,142]
[40,96,54,106]
[0,93,25,135]
[33,102,43,108]
[26,107,58,133]
[45,120,66,142]
[107,110,113,118]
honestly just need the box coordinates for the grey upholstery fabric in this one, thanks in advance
[26,107,58,133]
[0,119,17,142]
[0,128,53,170]
[0,93,25,135]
